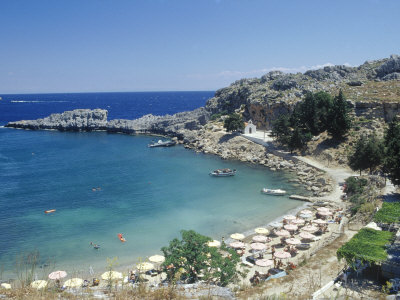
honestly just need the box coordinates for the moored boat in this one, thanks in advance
[261,188,286,195]
[209,168,236,177]
[148,139,176,148]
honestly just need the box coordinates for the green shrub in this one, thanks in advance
[374,202,400,224]
[345,177,368,196]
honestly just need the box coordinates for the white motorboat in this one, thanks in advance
[261,188,286,195]
[148,139,176,148]
[209,168,236,177]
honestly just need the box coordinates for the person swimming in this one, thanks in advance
[90,242,100,249]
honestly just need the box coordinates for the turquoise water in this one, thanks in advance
[0,128,303,278]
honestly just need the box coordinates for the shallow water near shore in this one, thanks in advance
[0,128,304,278]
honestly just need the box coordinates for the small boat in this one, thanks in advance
[148,139,176,148]
[44,209,56,214]
[117,233,126,242]
[209,168,236,177]
[261,188,286,196]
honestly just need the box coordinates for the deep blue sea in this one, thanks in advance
[0,92,303,279]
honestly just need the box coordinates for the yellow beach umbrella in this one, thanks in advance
[1,283,11,289]
[63,278,84,288]
[101,271,123,281]
[136,262,154,272]
[207,240,221,247]
[255,227,270,235]
[230,233,245,240]
[30,280,48,290]
[149,255,165,264]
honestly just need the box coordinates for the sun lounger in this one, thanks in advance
[265,270,287,281]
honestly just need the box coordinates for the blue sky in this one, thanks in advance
[1,0,399,93]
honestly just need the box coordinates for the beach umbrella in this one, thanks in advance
[230,233,245,240]
[229,241,245,249]
[1,283,11,289]
[149,255,165,263]
[318,210,332,217]
[317,207,330,212]
[270,222,283,228]
[300,209,313,215]
[291,218,305,225]
[30,280,48,290]
[285,238,301,245]
[283,215,296,221]
[250,243,266,251]
[284,224,298,231]
[207,240,221,248]
[274,251,291,259]
[48,270,67,280]
[252,235,268,243]
[255,259,273,267]
[299,213,313,219]
[299,232,316,240]
[302,225,319,233]
[313,219,327,225]
[137,262,154,272]
[275,229,290,237]
[101,271,123,280]
[63,278,83,288]
[254,227,270,235]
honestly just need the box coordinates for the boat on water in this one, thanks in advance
[209,168,236,177]
[148,139,176,148]
[261,188,286,195]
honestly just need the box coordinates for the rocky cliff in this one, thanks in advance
[206,54,400,128]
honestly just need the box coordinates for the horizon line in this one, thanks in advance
[0,90,217,96]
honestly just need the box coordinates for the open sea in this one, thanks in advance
[0,92,304,279]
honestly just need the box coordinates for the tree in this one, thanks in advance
[384,117,400,186]
[348,134,384,175]
[271,114,291,144]
[288,127,311,153]
[161,230,240,286]
[327,90,352,140]
[223,113,244,132]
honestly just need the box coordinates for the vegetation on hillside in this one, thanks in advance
[223,113,244,132]
[374,202,400,224]
[272,90,352,152]
[337,228,394,266]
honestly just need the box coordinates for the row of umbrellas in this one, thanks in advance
[29,254,167,290]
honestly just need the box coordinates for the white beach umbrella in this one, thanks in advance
[274,251,291,259]
[317,207,330,212]
[149,254,166,263]
[313,219,327,225]
[285,238,301,245]
[365,222,382,231]
[300,209,313,215]
[283,215,296,221]
[318,210,332,217]
[137,262,154,272]
[270,222,283,228]
[101,271,123,280]
[302,225,319,233]
[1,283,11,289]
[299,232,316,240]
[250,243,266,251]
[254,227,270,235]
[48,270,67,280]
[275,229,290,237]
[284,224,298,231]
[229,241,245,249]
[252,235,268,243]
[207,240,221,247]
[299,213,313,219]
[255,259,273,267]
[30,280,48,290]
[291,218,305,225]
[63,278,84,288]
[230,233,245,240]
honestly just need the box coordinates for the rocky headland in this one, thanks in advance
[6,54,400,197]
